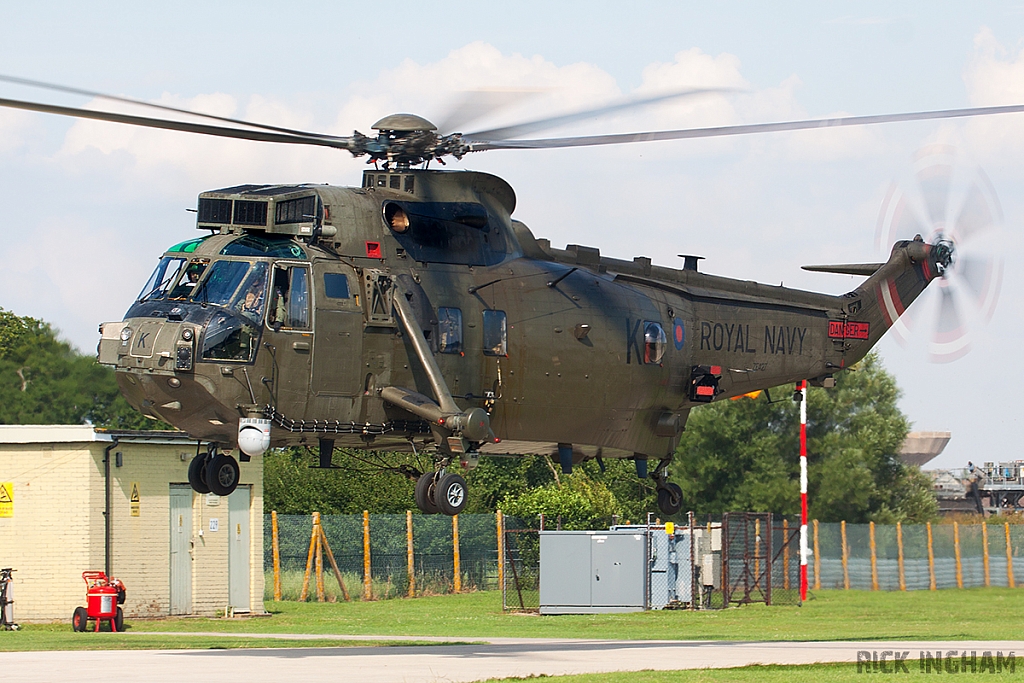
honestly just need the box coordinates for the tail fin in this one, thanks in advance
[832,237,949,356]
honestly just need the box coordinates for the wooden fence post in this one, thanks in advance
[317,523,350,601]
[363,510,372,601]
[927,521,936,591]
[496,511,505,597]
[812,519,820,590]
[869,521,878,591]
[954,521,963,589]
[271,510,281,601]
[299,511,319,602]
[453,514,461,594]
[407,510,415,598]
[983,522,990,587]
[1005,523,1015,588]
[315,517,325,602]
[841,520,849,590]
[897,521,905,592]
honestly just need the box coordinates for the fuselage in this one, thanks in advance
[98,168,941,462]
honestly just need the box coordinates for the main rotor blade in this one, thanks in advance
[435,89,543,135]
[0,74,341,140]
[470,103,1024,150]
[0,96,352,148]
[930,286,970,363]
[463,87,737,142]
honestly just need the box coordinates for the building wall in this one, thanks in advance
[0,431,263,621]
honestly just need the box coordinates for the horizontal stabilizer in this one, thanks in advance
[801,262,884,276]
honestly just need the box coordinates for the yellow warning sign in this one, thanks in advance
[130,482,140,517]
[0,482,12,518]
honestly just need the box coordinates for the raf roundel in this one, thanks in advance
[673,318,685,350]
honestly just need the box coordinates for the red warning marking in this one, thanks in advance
[366,242,382,258]
[828,321,870,340]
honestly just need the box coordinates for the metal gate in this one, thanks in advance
[722,512,801,606]
[168,485,192,615]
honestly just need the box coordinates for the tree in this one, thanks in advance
[673,353,937,523]
[0,307,155,429]
[499,473,622,530]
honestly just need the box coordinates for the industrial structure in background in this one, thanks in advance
[903,431,1024,514]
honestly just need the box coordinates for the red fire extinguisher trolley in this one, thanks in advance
[72,571,125,632]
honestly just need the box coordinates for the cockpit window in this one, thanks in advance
[200,309,259,363]
[190,260,250,307]
[137,257,185,302]
[166,237,206,254]
[232,262,269,324]
[221,234,306,259]
[168,258,210,300]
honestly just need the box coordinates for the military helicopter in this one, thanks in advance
[0,76,1018,515]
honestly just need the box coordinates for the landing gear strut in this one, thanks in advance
[188,445,240,497]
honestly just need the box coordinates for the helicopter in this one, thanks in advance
[0,76,1017,516]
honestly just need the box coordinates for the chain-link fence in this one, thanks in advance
[266,512,497,601]
[266,512,1024,604]
[811,521,1024,591]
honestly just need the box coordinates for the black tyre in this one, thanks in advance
[188,454,211,494]
[435,473,468,516]
[72,606,88,632]
[414,473,439,514]
[207,454,240,496]
[113,607,124,632]
[657,483,683,516]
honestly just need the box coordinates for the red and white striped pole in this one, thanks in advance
[799,379,808,601]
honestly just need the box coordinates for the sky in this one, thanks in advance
[2,1,1024,469]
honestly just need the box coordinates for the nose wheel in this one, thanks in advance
[188,446,240,496]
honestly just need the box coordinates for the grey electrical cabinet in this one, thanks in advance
[539,530,647,614]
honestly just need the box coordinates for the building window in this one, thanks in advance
[483,310,507,357]
[437,307,462,354]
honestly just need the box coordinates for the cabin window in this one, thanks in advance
[483,310,507,357]
[189,260,247,306]
[137,257,185,302]
[437,307,463,354]
[644,321,667,364]
[404,176,415,193]
[323,272,351,299]
[269,264,310,329]
[390,175,401,189]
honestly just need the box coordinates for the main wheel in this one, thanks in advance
[188,453,211,494]
[113,607,124,632]
[657,483,683,515]
[72,606,88,632]
[435,473,468,516]
[207,454,240,496]
[414,473,439,514]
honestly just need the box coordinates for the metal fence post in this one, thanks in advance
[982,522,990,587]
[869,521,878,591]
[954,521,963,589]
[897,521,906,592]
[271,510,281,601]
[496,511,505,601]
[453,514,461,594]
[841,520,849,590]
[406,510,415,598]
[927,521,936,591]
[813,519,820,590]
[363,510,372,601]
[1005,523,1015,588]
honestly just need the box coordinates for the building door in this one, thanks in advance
[228,486,251,612]
[168,485,192,615]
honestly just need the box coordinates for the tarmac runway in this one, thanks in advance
[2,636,1021,682]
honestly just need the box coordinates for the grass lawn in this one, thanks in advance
[483,663,1024,682]
[2,588,1021,651]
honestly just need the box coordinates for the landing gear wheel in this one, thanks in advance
[113,607,124,632]
[188,453,211,494]
[657,483,683,516]
[435,473,468,516]
[414,472,439,514]
[72,606,88,632]
[206,454,240,496]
